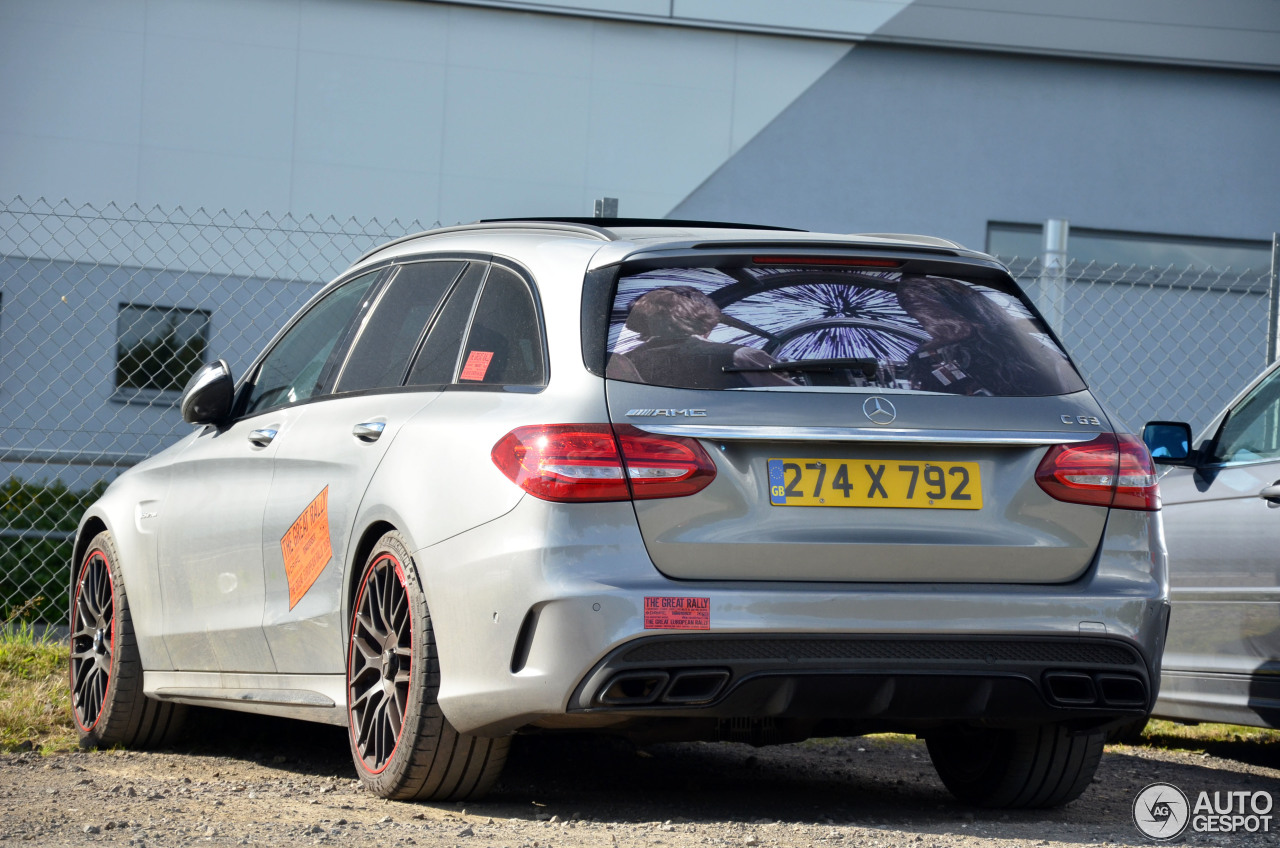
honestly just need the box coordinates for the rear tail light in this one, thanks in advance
[491,424,716,503]
[613,425,718,499]
[1035,433,1159,511]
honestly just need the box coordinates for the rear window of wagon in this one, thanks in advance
[599,261,1085,398]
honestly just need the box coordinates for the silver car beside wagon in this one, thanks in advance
[1143,359,1280,731]
[70,219,1169,807]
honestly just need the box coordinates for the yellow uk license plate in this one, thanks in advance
[767,458,982,509]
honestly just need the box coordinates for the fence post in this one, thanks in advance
[1268,232,1280,365]
[1039,219,1069,334]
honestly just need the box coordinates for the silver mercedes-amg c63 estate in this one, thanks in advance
[70,219,1169,807]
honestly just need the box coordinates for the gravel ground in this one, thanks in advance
[2,712,1277,847]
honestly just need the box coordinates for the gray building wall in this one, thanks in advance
[0,0,849,224]
[447,0,1280,73]
[671,44,1280,249]
[0,254,318,488]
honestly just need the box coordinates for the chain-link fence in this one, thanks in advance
[1,197,430,623]
[1,196,1276,622]
[1008,258,1275,432]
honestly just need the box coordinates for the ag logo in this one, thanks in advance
[1133,782,1190,840]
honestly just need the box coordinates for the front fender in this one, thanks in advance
[71,452,182,672]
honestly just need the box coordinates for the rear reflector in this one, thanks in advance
[491,424,716,503]
[1035,433,1159,511]
[752,255,903,268]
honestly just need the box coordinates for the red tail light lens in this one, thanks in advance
[1035,433,1159,511]
[613,424,717,499]
[491,424,716,503]
[1112,433,1162,510]
[491,425,630,502]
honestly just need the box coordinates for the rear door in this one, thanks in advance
[601,253,1112,583]
[259,258,469,673]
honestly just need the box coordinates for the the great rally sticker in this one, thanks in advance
[459,350,494,381]
[644,596,710,630]
[280,486,333,610]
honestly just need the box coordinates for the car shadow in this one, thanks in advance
[171,707,353,779]
[489,733,953,824]
[157,713,1278,830]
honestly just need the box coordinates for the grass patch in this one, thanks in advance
[1140,718,1280,748]
[0,622,76,753]
[1111,718,1280,770]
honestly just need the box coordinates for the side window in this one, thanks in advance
[334,260,465,394]
[405,263,486,386]
[458,266,546,386]
[1212,367,1280,464]
[242,270,379,415]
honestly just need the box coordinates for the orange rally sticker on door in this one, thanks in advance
[644,596,710,630]
[460,350,494,381]
[280,486,332,610]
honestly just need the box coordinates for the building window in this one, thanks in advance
[115,304,211,393]
[986,223,1272,272]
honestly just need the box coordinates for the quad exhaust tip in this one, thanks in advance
[1042,670,1146,708]
[597,669,730,706]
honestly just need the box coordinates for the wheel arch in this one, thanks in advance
[344,520,400,639]
[70,515,111,605]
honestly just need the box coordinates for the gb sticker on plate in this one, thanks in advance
[644,596,710,630]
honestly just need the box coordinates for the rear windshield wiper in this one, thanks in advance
[724,357,881,376]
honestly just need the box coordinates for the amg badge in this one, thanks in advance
[626,408,707,417]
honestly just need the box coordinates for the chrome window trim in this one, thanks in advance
[634,424,1098,445]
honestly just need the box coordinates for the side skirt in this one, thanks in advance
[145,671,349,727]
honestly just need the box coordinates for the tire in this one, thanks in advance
[926,724,1105,808]
[346,531,509,800]
[69,531,186,749]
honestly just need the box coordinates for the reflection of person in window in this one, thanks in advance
[896,276,1081,397]
[606,286,795,389]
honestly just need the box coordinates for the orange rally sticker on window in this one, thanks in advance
[280,486,332,610]
[460,350,494,381]
[644,596,710,630]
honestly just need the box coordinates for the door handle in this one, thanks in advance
[248,428,277,447]
[353,421,386,442]
[1259,483,1280,504]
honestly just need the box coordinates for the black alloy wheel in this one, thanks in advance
[70,546,115,732]
[345,531,509,800]
[347,551,413,773]
[68,531,185,749]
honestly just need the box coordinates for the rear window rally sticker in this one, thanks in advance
[460,350,494,381]
[644,596,710,630]
[280,486,333,610]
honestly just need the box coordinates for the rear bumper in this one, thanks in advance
[572,633,1156,727]
[413,499,1169,736]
